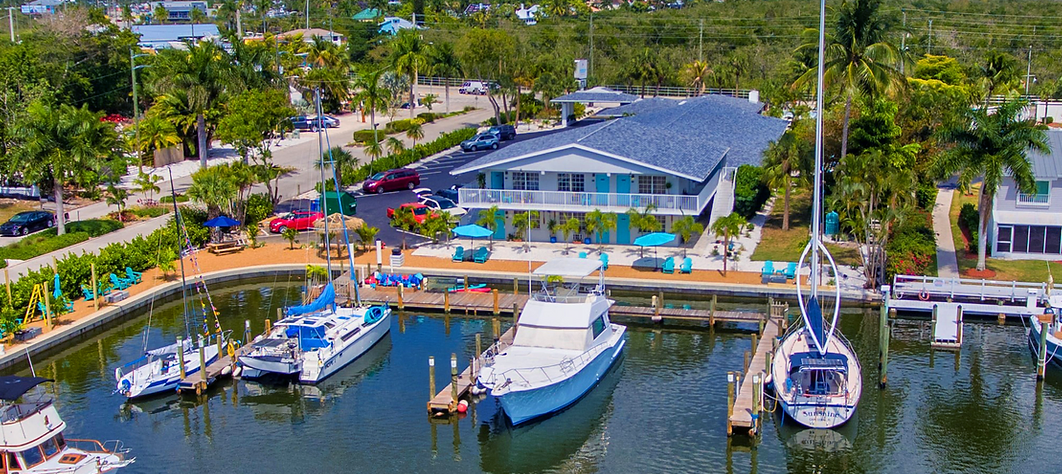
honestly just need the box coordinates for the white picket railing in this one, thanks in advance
[457,188,702,214]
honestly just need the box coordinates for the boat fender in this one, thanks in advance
[233,366,243,378]
[457,400,468,413]
[919,290,929,301]
[221,366,232,376]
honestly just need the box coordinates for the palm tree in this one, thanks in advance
[792,0,904,162]
[133,171,162,202]
[106,185,129,221]
[315,146,357,187]
[364,138,384,174]
[683,60,713,96]
[20,102,119,235]
[933,99,1049,271]
[187,164,238,218]
[355,225,380,251]
[385,136,405,167]
[390,29,431,118]
[476,205,502,249]
[153,41,234,168]
[762,127,809,231]
[406,122,424,148]
[352,69,388,159]
[671,215,704,257]
[978,51,1021,102]
[428,42,461,114]
[584,209,616,246]
[711,212,748,276]
[135,113,181,168]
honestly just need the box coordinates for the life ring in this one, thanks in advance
[919,290,930,301]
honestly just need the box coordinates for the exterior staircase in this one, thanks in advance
[709,167,737,226]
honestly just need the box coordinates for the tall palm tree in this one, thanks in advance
[711,212,748,276]
[793,0,904,162]
[20,102,119,235]
[934,98,1049,271]
[352,69,389,154]
[683,60,713,96]
[429,42,462,114]
[390,29,431,118]
[187,164,238,218]
[153,41,234,168]
[762,127,809,231]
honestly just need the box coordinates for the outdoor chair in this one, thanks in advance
[109,273,133,291]
[452,246,465,262]
[785,262,798,280]
[578,252,587,259]
[125,267,143,284]
[761,261,775,277]
[662,256,675,274]
[474,246,490,263]
[599,253,609,271]
[680,257,692,274]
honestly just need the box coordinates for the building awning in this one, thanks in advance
[550,87,639,104]
[993,209,1062,227]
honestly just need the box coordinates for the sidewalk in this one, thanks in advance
[933,186,960,278]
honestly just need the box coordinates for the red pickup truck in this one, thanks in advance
[386,203,438,224]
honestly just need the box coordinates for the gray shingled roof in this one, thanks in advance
[452,94,787,180]
[551,87,639,104]
[1030,129,1062,179]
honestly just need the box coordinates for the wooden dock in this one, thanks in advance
[177,343,245,395]
[729,316,781,433]
[428,327,516,415]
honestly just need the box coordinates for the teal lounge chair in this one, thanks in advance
[474,246,490,263]
[578,252,587,259]
[125,267,143,284]
[662,256,675,274]
[761,261,775,278]
[680,257,692,274]
[785,262,798,279]
[109,273,132,290]
[452,246,465,262]
[599,252,609,270]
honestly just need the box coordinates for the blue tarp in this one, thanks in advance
[286,283,335,316]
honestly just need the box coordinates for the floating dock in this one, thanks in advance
[930,302,963,349]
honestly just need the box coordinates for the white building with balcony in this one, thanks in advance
[990,129,1062,260]
[450,94,788,244]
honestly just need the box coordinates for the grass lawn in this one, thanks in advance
[949,185,1062,282]
[0,200,40,225]
[751,191,862,268]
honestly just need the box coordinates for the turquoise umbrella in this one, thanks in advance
[453,224,493,250]
[634,232,676,270]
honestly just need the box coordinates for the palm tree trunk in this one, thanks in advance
[977,190,991,272]
[410,69,417,119]
[840,94,853,161]
[54,176,65,236]
[782,182,791,231]
[444,83,450,114]
[515,84,521,128]
[722,233,729,275]
[370,108,378,173]
[197,113,208,168]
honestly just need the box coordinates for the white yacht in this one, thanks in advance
[114,338,220,398]
[1,376,133,472]
[239,283,392,384]
[477,258,626,425]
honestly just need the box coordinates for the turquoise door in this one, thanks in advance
[491,171,504,189]
[616,213,630,244]
[595,174,609,206]
[494,209,506,240]
[617,174,630,193]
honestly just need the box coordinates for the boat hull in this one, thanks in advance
[117,347,220,399]
[771,329,862,430]
[1028,315,1062,368]
[778,401,857,429]
[238,355,301,377]
[495,338,625,425]
[299,309,391,384]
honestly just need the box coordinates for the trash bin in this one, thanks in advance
[825,211,839,237]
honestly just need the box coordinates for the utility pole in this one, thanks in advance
[236,3,242,39]
[900,9,906,74]
[588,13,594,85]
[130,48,142,169]
[698,18,704,62]
[1026,44,1034,97]
[8,7,13,43]
[305,0,309,29]
[927,19,933,55]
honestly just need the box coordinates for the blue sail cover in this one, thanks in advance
[806,295,827,355]
[286,283,335,316]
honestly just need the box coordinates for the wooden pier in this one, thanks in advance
[177,341,245,395]
[728,317,780,434]
[428,327,516,415]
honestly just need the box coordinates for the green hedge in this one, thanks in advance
[349,127,478,183]
[959,202,979,252]
[916,183,938,210]
[417,112,439,123]
[384,118,424,134]
[885,212,937,279]
[0,219,125,267]
[733,165,770,219]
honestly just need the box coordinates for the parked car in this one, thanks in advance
[435,184,463,202]
[458,81,489,95]
[461,133,500,152]
[288,116,318,131]
[419,195,467,217]
[488,124,516,140]
[387,202,438,224]
[309,115,340,128]
[269,210,324,233]
[362,168,421,194]
[0,211,53,236]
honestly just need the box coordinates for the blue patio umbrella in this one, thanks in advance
[453,224,493,250]
[634,232,676,270]
[203,216,240,227]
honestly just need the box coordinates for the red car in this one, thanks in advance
[362,168,421,194]
[269,210,324,233]
[387,203,438,224]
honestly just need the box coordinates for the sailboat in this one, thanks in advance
[239,89,392,384]
[768,0,862,429]
[114,169,224,399]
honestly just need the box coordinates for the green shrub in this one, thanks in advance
[416,112,439,123]
[959,202,979,252]
[160,194,189,203]
[348,127,477,183]
[384,118,423,133]
[733,165,770,218]
[352,129,384,143]
[916,183,938,210]
[244,193,274,225]
[128,206,169,218]
[0,232,90,262]
[57,219,124,238]
[886,213,937,279]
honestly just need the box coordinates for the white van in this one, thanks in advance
[459,81,489,95]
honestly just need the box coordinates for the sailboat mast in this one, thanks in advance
[167,166,193,344]
[810,0,827,299]
[316,88,334,290]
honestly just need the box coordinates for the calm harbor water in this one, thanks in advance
[12,280,1062,474]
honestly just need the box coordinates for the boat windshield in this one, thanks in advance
[791,368,846,397]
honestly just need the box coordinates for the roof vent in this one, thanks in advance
[748,90,760,103]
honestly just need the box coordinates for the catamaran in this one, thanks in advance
[768,0,862,429]
[1,375,134,472]
[238,89,392,384]
[476,258,626,425]
[114,169,224,399]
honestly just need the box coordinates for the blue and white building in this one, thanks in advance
[378,17,417,35]
[450,94,788,244]
[990,129,1062,260]
[131,23,220,49]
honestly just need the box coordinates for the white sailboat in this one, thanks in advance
[768,0,862,429]
[2,376,134,472]
[238,88,392,384]
[476,258,626,425]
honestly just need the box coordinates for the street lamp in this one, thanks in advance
[130,48,152,170]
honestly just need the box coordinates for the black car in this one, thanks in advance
[0,211,54,236]
[488,124,516,140]
[435,184,463,202]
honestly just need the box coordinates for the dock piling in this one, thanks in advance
[1038,314,1050,380]
[397,285,404,310]
[428,356,436,402]
[197,335,206,395]
[744,350,750,372]
[513,304,519,335]
[264,318,271,334]
[444,291,450,313]
[709,295,717,327]
[726,371,735,436]
[177,337,186,380]
[475,334,482,366]
[513,278,518,295]
[42,281,52,329]
[492,318,500,340]
[90,263,98,311]
[450,353,458,406]
[244,320,251,346]
[751,373,762,436]
[492,289,499,315]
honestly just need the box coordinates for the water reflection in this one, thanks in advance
[477,356,625,474]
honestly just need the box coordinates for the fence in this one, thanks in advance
[416,76,754,99]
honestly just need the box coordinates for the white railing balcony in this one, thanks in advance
[1017,193,1050,205]
[457,188,705,214]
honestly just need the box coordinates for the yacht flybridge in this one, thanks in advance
[0,376,133,472]
[477,258,626,425]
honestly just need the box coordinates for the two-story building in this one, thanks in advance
[449,94,788,244]
[990,128,1062,260]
